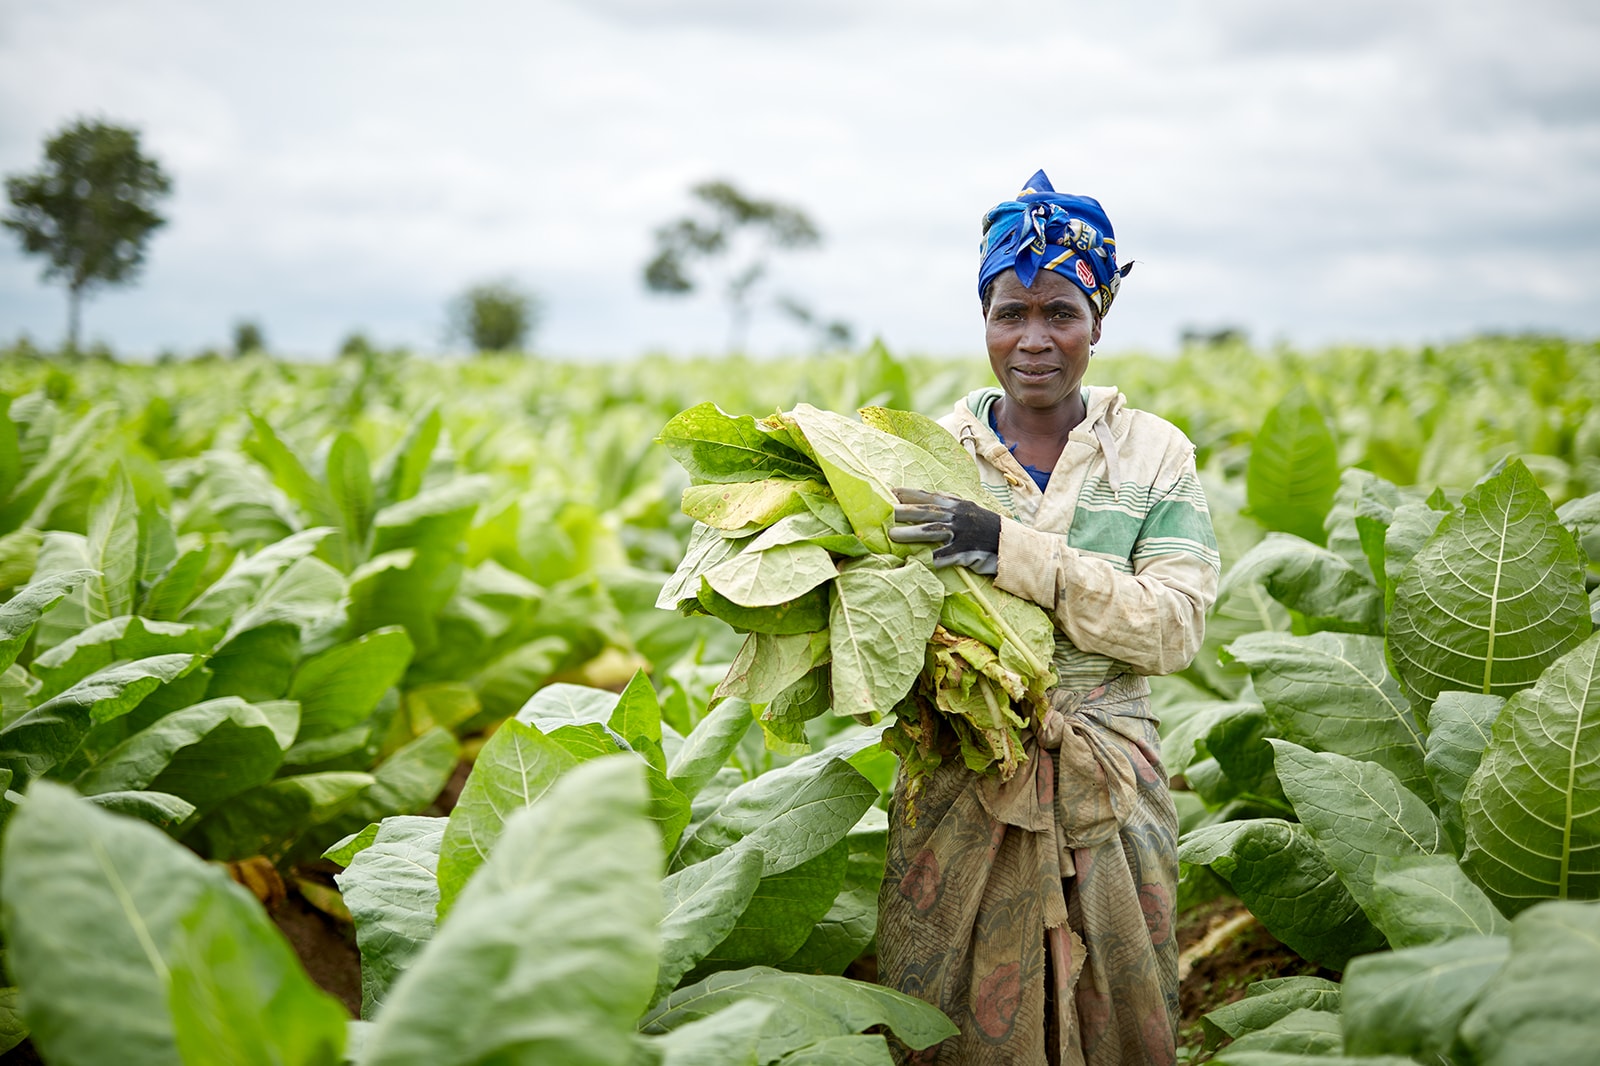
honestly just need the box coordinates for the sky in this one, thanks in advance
[1,0,1597,359]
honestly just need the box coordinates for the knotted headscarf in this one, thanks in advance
[978,169,1131,318]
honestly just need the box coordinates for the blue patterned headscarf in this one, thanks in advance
[978,169,1131,317]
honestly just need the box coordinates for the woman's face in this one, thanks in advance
[983,269,1102,414]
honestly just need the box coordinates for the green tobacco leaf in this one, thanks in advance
[935,567,1055,683]
[658,402,822,485]
[248,414,333,522]
[611,669,664,754]
[362,758,661,1066]
[0,527,42,593]
[0,986,26,1055]
[1381,502,1443,608]
[1342,933,1509,1060]
[139,536,214,621]
[656,847,767,1003]
[327,430,376,562]
[829,563,944,720]
[703,542,836,609]
[859,406,996,505]
[682,479,829,534]
[781,811,886,976]
[0,568,94,672]
[434,719,577,916]
[0,782,333,1066]
[31,615,220,701]
[1424,691,1504,852]
[181,527,335,629]
[696,841,848,972]
[1245,387,1339,545]
[667,697,754,801]
[1461,631,1600,914]
[746,512,870,557]
[204,622,300,703]
[222,554,345,642]
[334,815,446,1018]
[76,696,288,813]
[1227,631,1430,800]
[716,631,830,705]
[544,722,692,854]
[167,879,349,1064]
[83,470,140,623]
[1388,460,1589,702]
[1269,741,1445,919]
[1457,900,1600,1065]
[1204,703,1288,809]
[291,626,413,738]
[329,726,460,836]
[1217,533,1382,634]
[515,682,620,730]
[760,666,832,755]
[672,745,877,877]
[189,771,374,862]
[657,523,750,610]
[1179,818,1385,968]
[1369,854,1509,947]
[374,405,441,509]
[1223,1007,1342,1057]
[84,789,196,829]
[698,581,830,635]
[775,1034,894,1065]
[639,966,957,1064]
[643,999,773,1066]
[1201,976,1341,1048]
[0,653,200,785]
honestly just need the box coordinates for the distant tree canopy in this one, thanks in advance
[449,279,541,353]
[232,319,266,357]
[2,118,173,352]
[643,180,823,353]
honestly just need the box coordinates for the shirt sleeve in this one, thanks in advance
[991,436,1220,677]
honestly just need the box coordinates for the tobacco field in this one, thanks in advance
[0,334,1596,1065]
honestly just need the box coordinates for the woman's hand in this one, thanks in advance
[889,488,1001,575]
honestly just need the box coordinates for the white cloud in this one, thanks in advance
[1,0,1595,357]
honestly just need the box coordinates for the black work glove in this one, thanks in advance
[888,488,1002,575]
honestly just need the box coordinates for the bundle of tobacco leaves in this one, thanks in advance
[655,402,1057,809]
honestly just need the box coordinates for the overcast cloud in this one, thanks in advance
[1,0,1596,358]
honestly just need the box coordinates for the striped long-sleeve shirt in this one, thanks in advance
[939,386,1220,692]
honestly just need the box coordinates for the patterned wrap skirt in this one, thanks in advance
[878,674,1180,1066]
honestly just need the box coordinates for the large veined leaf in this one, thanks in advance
[138,536,214,621]
[1179,818,1385,968]
[694,841,848,974]
[373,404,440,509]
[331,815,446,1018]
[1368,854,1508,947]
[74,696,291,813]
[1217,533,1383,635]
[1201,977,1342,1049]
[0,986,26,1055]
[1461,631,1600,914]
[180,527,335,629]
[166,879,349,1065]
[656,847,767,1003]
[703,542,837,608]
[657,402,823,485]
[745,512,871,558]
[1226,631,1430,800]
[716,631,830,705]
[1423,691,1503,852]
[1388,460,1589,701]
[541,721,693,854]
[682,479,830,534]
[326,430,376,567]
[290,626,413,738]
[829,563,944,720]
[641,999,774,1066]
[0,568,93,672]
[515,682,621,731]
[1269,741,1445,919]
[672,743,877,876]
[1245,387,1340,545]
[667,697,755,801]
[85,789,196,829]
[1340,934,1509,1061]
[656,523,752,610]
[1457,900,1600,1065]
[83,470,140,624]
[325,726,460,839]
[638,967,956,1064]
[0,653,201,785]
[1221,1007,1343,1057]
[780,809,887,976]
[0,782,344,1066]
[29,615,221,701]
[188,771,374,862]
[434,719,577,915]
[361,758,661,1066]
[774,1034,895,1065]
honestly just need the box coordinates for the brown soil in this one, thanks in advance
[268,874,364,1017]
[1174,896,1338,1064]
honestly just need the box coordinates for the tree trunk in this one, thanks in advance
[66,284,82,353]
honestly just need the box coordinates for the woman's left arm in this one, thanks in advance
[991,437,1221,676]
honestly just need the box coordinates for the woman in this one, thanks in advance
[880,172,1220,1066]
